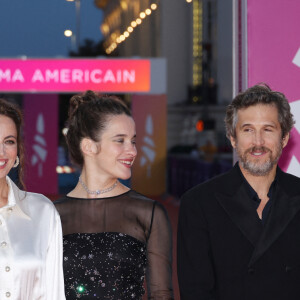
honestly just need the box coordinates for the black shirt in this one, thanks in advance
[238,165,277,225]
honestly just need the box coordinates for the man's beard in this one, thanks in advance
[236,143,283,176]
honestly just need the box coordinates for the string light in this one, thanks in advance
[192,0,202,86]
[139,12,146,19]
[104,2,159,54]
[151,3,157,10]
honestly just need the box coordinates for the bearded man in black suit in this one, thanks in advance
[177,84,300,300]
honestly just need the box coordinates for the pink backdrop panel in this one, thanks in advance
[247,0,300,174]
[131,95,167,196]
[23,94,58,194]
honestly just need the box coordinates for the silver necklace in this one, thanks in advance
[79,176,118,195]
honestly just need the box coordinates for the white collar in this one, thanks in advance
[0,176,31,220]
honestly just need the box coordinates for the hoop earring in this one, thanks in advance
[13,156,19,168]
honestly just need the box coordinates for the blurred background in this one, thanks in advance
[2,1,300,298]
[1,0,235,199]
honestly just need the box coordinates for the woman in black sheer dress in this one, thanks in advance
[55,91,173,300]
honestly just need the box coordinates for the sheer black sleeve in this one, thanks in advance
[146,202,174,299]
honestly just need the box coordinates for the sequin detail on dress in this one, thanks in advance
[63,232,147,299]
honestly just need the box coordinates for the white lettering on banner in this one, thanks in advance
[117,70,122,82]
[0,69,24,82]
[32,69,44,82]
[0,69,10,81]
[72,69,84,82]
[45,70,59,82]
[0,68,136,84]
[60,69,71,83]
[30,69,135,84]
[103,70,115,82]
[85,70,89,82]
[123,70,135,83]
[12,69,25,82]
[90,70,101,83]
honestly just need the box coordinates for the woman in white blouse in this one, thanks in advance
[0,98,65,300]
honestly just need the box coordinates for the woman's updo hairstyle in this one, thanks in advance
[66,90,131,167]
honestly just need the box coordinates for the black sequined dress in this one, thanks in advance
[55,190,173,300]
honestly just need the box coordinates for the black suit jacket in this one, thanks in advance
[177,164,300,300]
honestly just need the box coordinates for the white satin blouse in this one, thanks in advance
[0,176,65,300]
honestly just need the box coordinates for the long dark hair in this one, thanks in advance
[0,98,25,188]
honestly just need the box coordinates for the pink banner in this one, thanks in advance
[247,0,300,176]
[0,59,150,93]
[23,94,58,194]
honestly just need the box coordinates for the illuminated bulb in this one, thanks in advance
[196,120,204,131]
[136,18,142,24]
[186,0,192,3]
[116,37,121,43]
[151,3,157,10]
[64,30,72,37]
[64,166,71,173]
[56,166,63,173]
[120,0,128,10]
[127,26,133,32]
[145,9,152,15]
[120,35,125,41]
[101,24,109,34]
[124,31,129,38]
[131,21,137,27]
[140,12,146,19]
